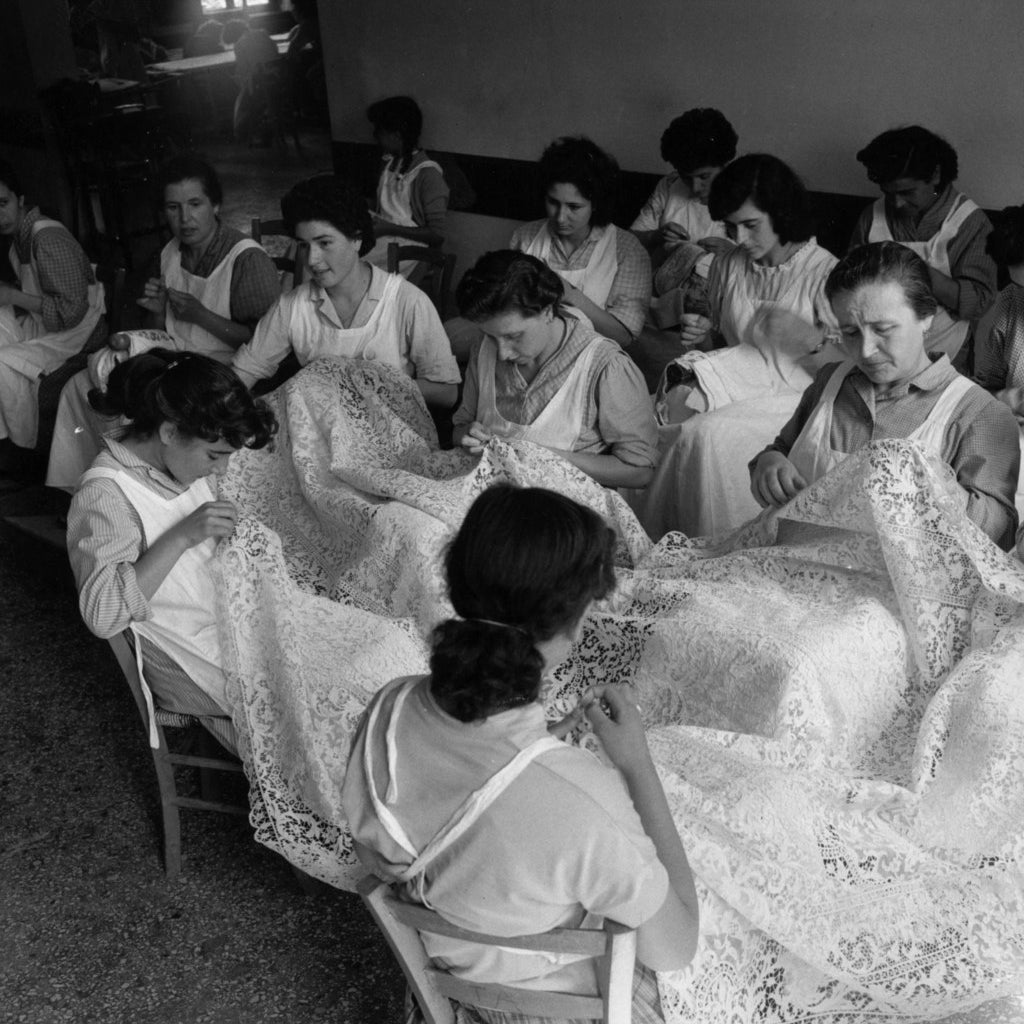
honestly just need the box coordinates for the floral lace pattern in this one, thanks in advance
[217,360,1024,1021]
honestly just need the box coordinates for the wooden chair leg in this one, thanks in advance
[161,798,183,879]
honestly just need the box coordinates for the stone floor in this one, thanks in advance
[0,481,405,1023]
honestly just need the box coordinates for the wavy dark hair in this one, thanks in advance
[89,349,277,448]
[708,153,811,245]
[156,154,223,206]
[986,205,1024,267]
[280,174,375,255]
[429,484,617,723]
[825,241,937,320]
[367,95,423,166]
[537,136,619,227]
[856,126,959,189]
[0,159,23,198]
[660,108,737,173]
[456,250,564,322]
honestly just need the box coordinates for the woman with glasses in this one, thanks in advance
[749,241,1019,549]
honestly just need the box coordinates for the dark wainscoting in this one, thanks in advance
[333,139,878,258]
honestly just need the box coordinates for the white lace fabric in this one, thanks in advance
[215,359,1024,1021]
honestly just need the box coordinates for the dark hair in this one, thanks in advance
[856,126,959,189]
[986,205,1024,267]
[456,250,564,321]
[280,174,374,256]
[660,108,738,173]
[708,153,811,244]
[537,136,619,227]
[88,349,277,448]
[429,484,617,723]
[366,95,423,158]
[156,154,223,206]
[824,241,937,320]
[0,159,23,197]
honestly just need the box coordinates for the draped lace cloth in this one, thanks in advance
[215,359,1024,1023]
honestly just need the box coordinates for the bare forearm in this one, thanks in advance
[572,293,633,347]
[621,756,700,929]
[190,308,254,349]
[928,267,961,314]
[558,450,653,488]
[133,528,191,600]
[4,289,43,315]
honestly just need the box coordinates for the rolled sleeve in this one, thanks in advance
[33,229,92,332]
[231,294,294,387]
[395,282,461,384]
[606,230,651,340]
[630,176,671,233]
[945,210,997,322]
[593,349,659,467]
[412,166,450,238]
[229,247,283,327]
[67,478,152,638]
[954,401,1020,549]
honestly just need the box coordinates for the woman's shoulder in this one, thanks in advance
[609,223,647,259]
[510,219,546,248]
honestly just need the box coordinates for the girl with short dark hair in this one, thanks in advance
[67,349,277,752]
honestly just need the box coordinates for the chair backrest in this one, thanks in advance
[358,876,636,1024]
[94,261,127,337]
[251,216,305,290]
[386,243,456,316]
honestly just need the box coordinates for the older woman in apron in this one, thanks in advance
[0,160,103,451]
[751,241,1018,550]
[231,174,460,411]
[341,484,699,1022]
[67,350,276,753]
[46,155,280,490]
[362,96,449,279]
[850,125,996,363]
[452,251,657,490]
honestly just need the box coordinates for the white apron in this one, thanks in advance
[161,235,263,360]
[0,218,104,446]
[80,465,226,747]
[476,333,602,450]
[868,195,978,359]
[717,242,827,365]
[289,272,408,370]
[521,222,619,310]
[366,155,444,277]
[788,360,976,485]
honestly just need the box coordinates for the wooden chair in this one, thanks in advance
[108,631,248,878]
[358,875,638,1024]
[251,216,306,291]
[386,243,456,317]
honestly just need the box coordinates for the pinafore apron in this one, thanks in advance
[521,222,619,311]
[868,194,978,359]
[476,334,602,451]
[788,360,976,485]
[80,465,226,747]
[0,218,104,446]
[366,155,445,277]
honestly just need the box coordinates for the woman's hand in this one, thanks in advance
[679,313,711,347]
[660,222,690,249]
[136,278,167,315]
[559,280,587,308]
[166,288,210,326]
[583,684,651,775]
[547,704,587,739]
[750,451,806,508]
[458,421,493,454]
[169,500,238,547]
